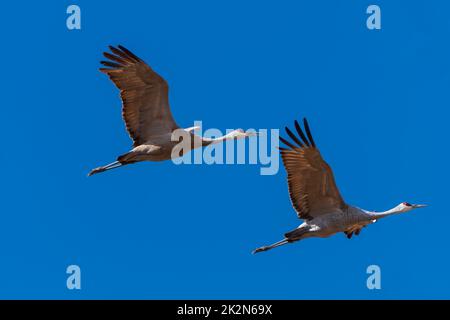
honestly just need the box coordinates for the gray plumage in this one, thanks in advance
[253,118,426,254]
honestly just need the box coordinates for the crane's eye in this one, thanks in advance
[403,202,412,207]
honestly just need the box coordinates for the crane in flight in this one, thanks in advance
[88,45,256,176]
[253,118,426,254]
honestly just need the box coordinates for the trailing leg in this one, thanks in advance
[88,161,123,176]
[252,238,290,254]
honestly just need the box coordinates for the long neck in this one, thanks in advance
[369,206,403,220]
[201,131,240,146]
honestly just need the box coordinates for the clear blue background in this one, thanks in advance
[1,1,448,299]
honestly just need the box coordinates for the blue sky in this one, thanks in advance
[1,1,449,298]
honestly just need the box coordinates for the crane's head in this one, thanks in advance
[398,202,427,212]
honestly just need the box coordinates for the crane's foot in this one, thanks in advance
[252,246,269,254]
[88,167,106,176]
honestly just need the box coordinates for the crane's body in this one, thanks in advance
[113,131,213,163]
[88,45,255,176]
[292,206,374,239]
[253,118,426,254]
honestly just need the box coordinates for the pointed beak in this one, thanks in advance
[412,204,427,209]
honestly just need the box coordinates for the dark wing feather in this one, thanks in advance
[280,118,347,220]
[100,45,178,147]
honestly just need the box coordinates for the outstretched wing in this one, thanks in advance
[279,118,347,220]
[100,45,179,147]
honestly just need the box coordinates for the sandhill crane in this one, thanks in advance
[88,45,256,176]
[253,118,426,254]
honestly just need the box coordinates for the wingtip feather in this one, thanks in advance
[303,118,316,148]
[294,119,310,147]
